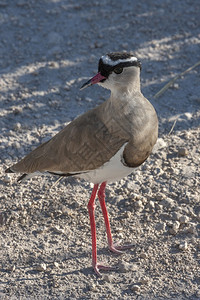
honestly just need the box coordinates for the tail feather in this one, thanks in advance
[5,167,29,183]
[17,173,28,182]
[5,167,14,174]
[5,167,78,183]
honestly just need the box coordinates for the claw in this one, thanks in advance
[109,242,134,254]
[93,263,116,276]
[109,245,124,254]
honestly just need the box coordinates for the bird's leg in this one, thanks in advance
[98,181,134,253]
[87,184,114,276]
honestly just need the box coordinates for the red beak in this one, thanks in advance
[80,72,106,90]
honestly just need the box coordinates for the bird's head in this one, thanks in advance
[81,52,141,93]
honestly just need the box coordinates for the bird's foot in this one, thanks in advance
[109,242,134,254]
[93,263,116,276]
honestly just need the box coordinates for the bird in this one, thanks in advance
[5,51,158,276]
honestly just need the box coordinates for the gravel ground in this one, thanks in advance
[0,1,200,299]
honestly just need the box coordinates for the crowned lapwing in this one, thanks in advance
[6,52,158,276]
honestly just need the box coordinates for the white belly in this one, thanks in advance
[75,144,134,184]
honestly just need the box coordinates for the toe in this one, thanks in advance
[109,242,134,253]
[93,263,116,276]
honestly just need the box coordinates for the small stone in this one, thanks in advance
[173,83,179,89]
[118,261,131,273]
[196,290,200,298]
[88,283,98,291]
[13,107,23,115]
[169,221,180,235]
[52,226,65,234]
[13,122,21,131]
[179,241,188,251]
[52,279,59,288]
[179,215,189,224]
[140,277,150,285]
[3,175,11,183]
[7,265,16,272]
[124,211,131,218]
[172,212,182,221]
[53,262,59,268]
[103,274,112,282]
[36,263,47,272]
[155,193,164,201]
[85,97,92,102]
[134,200,144,211]
[140,252,147,259]
[131,193,140,200]
[186,224,196,234]
[148,200,155,209]
[155,222,165,232]
[161,198,175,208]
[178,148,188,157]
[152,138,167,153]
[48,61,59,68]
[130,284,140,292]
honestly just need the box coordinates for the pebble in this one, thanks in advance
[134,200,144,211]
[48,61,59,68]
[155,222,166,232]
[152,138,167,153]
[185,224,196,234]
[3,175,11,183]
[88,283,98,292]
[124,211,131,218]
[155,193,164,201]
[36,263,47,272]
[183,112,193,120]
[160,198,175,208]
[169,221,180,235]
[147,200,155,209]
[178,148,188,157]
[118,261,132,273]
[172,83,179,89]
[7,265,16,272]
[13,122,22,131]
[172,212,182,221]
[51,226,65,234]
[179,215,189,224]
[102,274,113,282]
[179,241,188,251]
[196,290,200,298]
[140,277,150,285]
[85,97,93,102]
[140,252,148,259]
[53,262,59,268]
[130,284,140,292]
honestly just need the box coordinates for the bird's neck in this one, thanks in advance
[110,77,141,99]
[110,83,142,111]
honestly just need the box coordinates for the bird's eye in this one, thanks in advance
[114,67,123,74]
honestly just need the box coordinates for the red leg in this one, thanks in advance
[98,181,134,253]
[87,184,114,276]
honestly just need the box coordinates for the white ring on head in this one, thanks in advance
[101,55,138,66]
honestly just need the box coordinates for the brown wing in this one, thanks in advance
[10,103,128,174]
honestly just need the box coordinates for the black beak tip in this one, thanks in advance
[80,79,92,90]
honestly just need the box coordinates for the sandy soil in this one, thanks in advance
[0,1,200,299]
